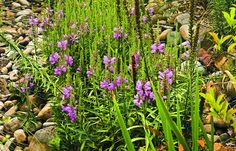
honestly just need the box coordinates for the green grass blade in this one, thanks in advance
[151,82,190,151]
[112,92,135,151]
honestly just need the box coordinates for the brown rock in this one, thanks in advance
[14,146,23,151]
[14,129,26,143]
[37,103,52,120]
[28,139,50,151]
[4,117,22,132]
[0,26,17,34]
[4,101,14,108]
[179,24,189,40]
[27,95,37,105]
[4,105,18,117]
[159,29,172,40]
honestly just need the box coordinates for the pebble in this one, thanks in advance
[219,133,230,142]
[179,24,189,40]
[16,9,32,16]
[1,67,8,74]
[12,2,21,8]
[14,146,23,151]
[9,70,19,81]
[4,117,22,132]
[4,137,15,150]
[14,129,27,143]
[0,126,4,134]
[4,101,14,108]
[37,103,52,120]
[43,122,57,128]
[0,102,4,110]
[159,29,172,40]
[18,0,30,6]
[4,105,18,117]
[6,61,13,69]
[175,13,190,25]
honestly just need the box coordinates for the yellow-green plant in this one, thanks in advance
[208,32,232,53]
[223,4,236,29]
[200,88,236,131]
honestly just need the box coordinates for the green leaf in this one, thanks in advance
[112,92,135,151]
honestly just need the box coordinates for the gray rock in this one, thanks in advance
[12,2,21,8]
[43,122,57,128]
[207,134,220,142]
[18,0,30,6]
[16,9,32,16]
[167,31,181,45]
[34,126,56,145]
[28,121,42,133]
[219,133,230,142]
[175,13,190,25]
[15,15,25,22]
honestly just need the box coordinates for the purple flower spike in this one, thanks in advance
[54,67,62,75]
[49,52,60,64]
[21,87,26,93]
[62,85,73,99]
[100,79,110,89]
[77,67,81,73]
[65,55,73,66]
[58,40,67,50]
[115,75,121,87]
[29,16,38,26]
[142,16,148,22]
[60,65,67,73]
[157,43,165,53]
[149,7,155,16]
[108,82,115,91]
[61,104,76,122]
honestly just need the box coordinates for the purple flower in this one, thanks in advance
[49,52,60,64]
[149,7,155,16]
[113,27,122,40]
[103,56,116,65]
[58,40,67,50]
[151,43,164,53]
[29,16,38,26]
[60,65,67,72]
[158,68,173,85]
[100,79,110,89]
[151,43,158,53]
[65,55,73,66]
[57,10,64,20]
[144,33,149,39]
[87,68,94,78]
[157,43,165,53]
[124,33,128,39]
[181,41,190,48]
[115,75,121,87]
[134,80,155,107]
[77,67,81,73]
[62,85,73,99]
[54,67,62,75]
[133,94,143,107]
[61,104,76,122]
[29,82,34,89]
[21,87,26,93]
[142,16,148,22]
[130,7,135,16]
[108,82,115,91]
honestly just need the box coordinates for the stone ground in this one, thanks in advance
[0,0,235,151]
